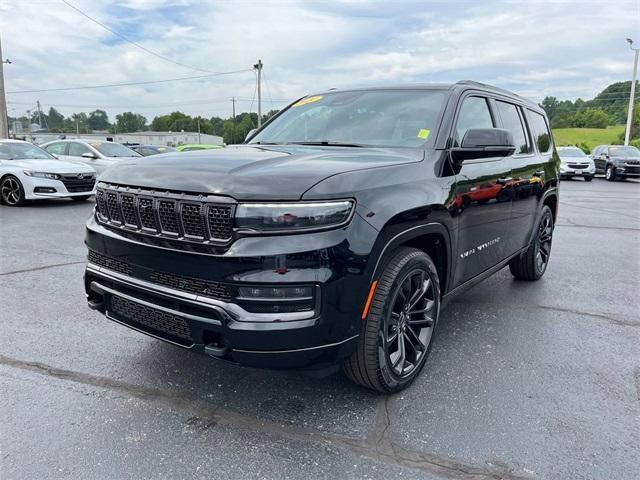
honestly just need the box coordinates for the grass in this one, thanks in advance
[552,125,625,151]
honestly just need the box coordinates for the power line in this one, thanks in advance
[6,69,253,94]
[60,0,218,74]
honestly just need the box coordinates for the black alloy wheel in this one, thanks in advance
[509,205,554,280]
[1,176,25,206]
[343,247,440,392]
[384,268,436,378]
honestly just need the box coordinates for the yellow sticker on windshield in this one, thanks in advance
[417,129,430,139]
[90,142,102,147]
[292,95,323,107]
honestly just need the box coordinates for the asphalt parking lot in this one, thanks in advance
[1,177,639,480]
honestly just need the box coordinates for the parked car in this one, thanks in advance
[0,139,96,206]
[591,145,640,181]
[84,81,559,392]
[557,146,595,181]
[40,139,141,175]
[130,145,177,156]
[175,144,223,152]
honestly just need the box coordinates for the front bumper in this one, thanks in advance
[560,163,595,177]
[23,176,96,200]
[615,165,640,177]
[84,214,379,369]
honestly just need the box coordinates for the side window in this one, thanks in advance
[528,111,552,153]
[455,96,494,146]
[495,101,530,154]
[68,142,92,156]
[44,142,66,155]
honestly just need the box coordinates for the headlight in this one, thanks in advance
[23,170,60,180]
[235,200,355,233]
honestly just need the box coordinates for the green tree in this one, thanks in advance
[47,107,64,131]
[114,112,147,133]
[63,113,89,133]
[88,109,110,131]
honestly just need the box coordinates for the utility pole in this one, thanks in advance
[0,34,10,139]
[231,96,236,143]
[36,100,43,129]
[26,109,31,137]
[624,38,639,146]
[254,59,263,128]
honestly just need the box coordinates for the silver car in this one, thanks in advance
[40,139,141,175]
[557,146,595,181]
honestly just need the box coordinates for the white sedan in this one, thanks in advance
[41,139,141,175]
[0,140,97,206]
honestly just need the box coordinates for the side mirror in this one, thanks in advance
[245,128,257,141]
[81,152,97,159]
[451,128,516,162]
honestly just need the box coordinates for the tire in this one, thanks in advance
[71,195,91,201]
[1,175,26,206]
[343,247,440,393]
[605,164,617,181]
[509,205,554,281]
[584,176,593,182]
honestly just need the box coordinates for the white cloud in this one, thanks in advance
[1,0,638,122]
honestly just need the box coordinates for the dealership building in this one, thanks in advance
[30,131,223,147]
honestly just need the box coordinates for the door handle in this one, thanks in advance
[496,177,512,185]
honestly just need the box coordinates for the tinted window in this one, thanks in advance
[455,97,494,146]
[528,111,552,153]
[496,101,530,154]
[44,142,66,155]
[250,89,447,148]
[68,142,92,156]
[609,146,640,157]
[91,142,140,157]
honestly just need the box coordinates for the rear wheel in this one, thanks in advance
[509,205,553,281]
[343,247,440,393]
[1,175,25,206]
[605,165,617,181]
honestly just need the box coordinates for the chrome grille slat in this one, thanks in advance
[95,184,235,245]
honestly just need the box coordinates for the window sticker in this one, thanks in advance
[292,95,323,107]
[417,129,430,139]
[90,142,102,148]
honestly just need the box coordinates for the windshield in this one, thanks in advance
[609,146,640,157]
[0,142,54,160]
[90,141,141,157]
[249,89,447,148]
[557,147,586,157]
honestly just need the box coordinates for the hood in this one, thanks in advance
[98,145,423,200]
[558,155,591,163]
[5,158,96,174]
[610,156,640,162]
[103,156,141,162]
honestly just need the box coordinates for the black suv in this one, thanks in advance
[84,82,559,392]
[591,144,640,181]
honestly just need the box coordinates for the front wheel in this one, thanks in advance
[1,175,26,206]
[343,247,440,393]
[584,176,593,182]
[605,165,617,181]
[509,205,554,281]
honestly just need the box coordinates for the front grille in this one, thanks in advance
[109,295,193,344]
[88,250,132,276]
[60,174,95,193]
[567,163,588,169]
[95,183,235,245]
[624,160,640,166]
[150,270,231,301]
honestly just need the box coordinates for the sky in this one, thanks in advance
[1,0,639,123]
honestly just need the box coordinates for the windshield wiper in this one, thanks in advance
[251,141,285,145]
[289,141,364,147]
